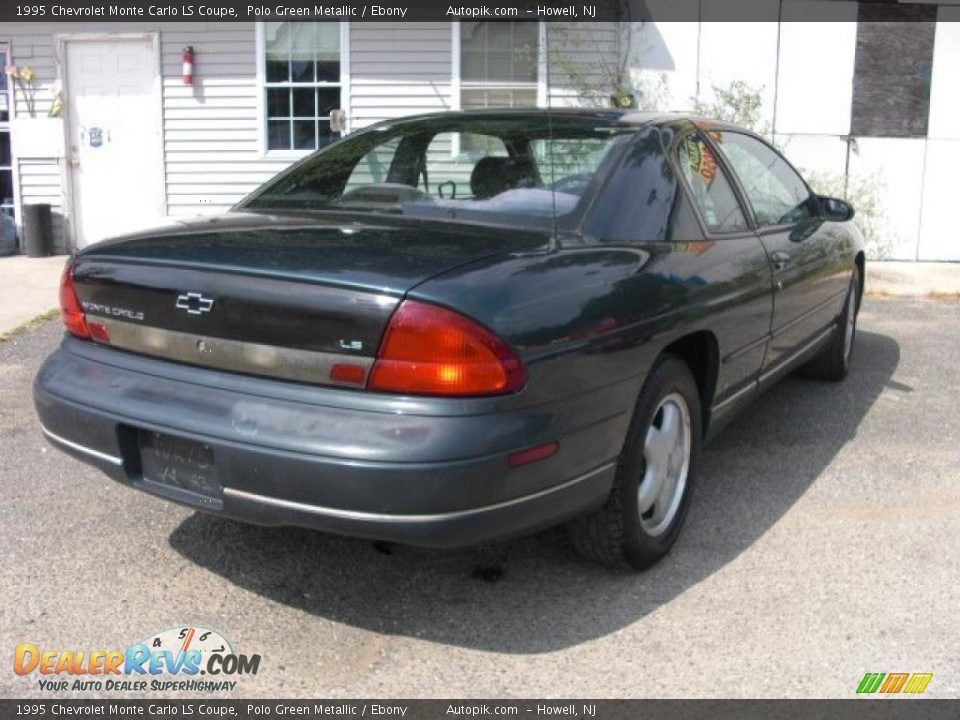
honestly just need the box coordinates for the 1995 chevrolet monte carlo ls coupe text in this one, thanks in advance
[34,111,864,569]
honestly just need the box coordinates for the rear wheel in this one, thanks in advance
[802,268,860,381]
[568,355,702,570]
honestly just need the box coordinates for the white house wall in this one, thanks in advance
[631,12,699,112]
[918,10,960,261]
[928,9,960,141]
[774,134,848,180]
[848,138,927,261]
[918,140,960,261]
[698,21,779,130]
[775,2,857,135]
[160,23,285,216]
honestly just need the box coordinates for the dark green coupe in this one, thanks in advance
[35,111,864,569]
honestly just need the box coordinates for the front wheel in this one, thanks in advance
[568,355,702,570]
[802,268,860,381]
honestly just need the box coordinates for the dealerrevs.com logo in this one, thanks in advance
[14,626,261,693]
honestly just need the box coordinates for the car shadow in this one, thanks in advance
[168,329,899,654]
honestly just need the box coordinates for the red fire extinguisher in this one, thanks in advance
[182,46,194,85]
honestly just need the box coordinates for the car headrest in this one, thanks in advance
[470,156,537,199]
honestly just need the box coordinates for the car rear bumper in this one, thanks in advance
[33,338,628,547]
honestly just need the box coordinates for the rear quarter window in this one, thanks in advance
[676,133,749,234]
[584,127,679,243]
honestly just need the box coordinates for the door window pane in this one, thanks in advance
[264,22,289,82]
[268,120,290,150]
[713,132,815,227]
[676,133,748,233]
[293,121,316,150]
[317,88,340,117]
[267,88,289,117]
[292,88,314,117]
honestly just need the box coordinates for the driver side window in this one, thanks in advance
[712,132,816,227]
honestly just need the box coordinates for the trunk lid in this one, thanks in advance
[71,211,548,384]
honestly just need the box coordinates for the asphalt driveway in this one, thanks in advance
[1,298,957,698]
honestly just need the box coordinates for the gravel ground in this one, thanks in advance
[1,298,958,699]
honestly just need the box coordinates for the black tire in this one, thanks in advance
[802,268,860,382]
[568,355,702,570]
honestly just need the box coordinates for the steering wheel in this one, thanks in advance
[551,173,592,194]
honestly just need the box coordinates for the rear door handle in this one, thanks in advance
[770,251,792,272]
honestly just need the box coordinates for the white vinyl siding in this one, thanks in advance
[161,24,280,215]
[349,23,453,128]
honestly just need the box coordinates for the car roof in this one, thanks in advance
[369,108,747,132]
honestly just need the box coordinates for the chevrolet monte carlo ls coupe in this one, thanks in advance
[34,111,864,569]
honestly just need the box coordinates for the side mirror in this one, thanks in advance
[820,196,855,222]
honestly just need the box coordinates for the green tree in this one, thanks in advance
[693,80,768,134]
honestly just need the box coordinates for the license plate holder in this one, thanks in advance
[138,431,222,501]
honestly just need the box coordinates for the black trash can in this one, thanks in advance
[22,203,53,258]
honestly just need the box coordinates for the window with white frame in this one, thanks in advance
[262,22,343,152]
[459,22,540,110]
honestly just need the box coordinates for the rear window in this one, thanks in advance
[240,115,630,227]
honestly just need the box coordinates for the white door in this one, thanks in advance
[66,38,163,247]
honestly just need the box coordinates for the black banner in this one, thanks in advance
[2,700,960,720]
[0,0,954,23]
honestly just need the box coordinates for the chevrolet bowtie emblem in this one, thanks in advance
[175,292,214,316]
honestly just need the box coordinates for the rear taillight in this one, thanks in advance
[59,263,90,339]
[368,300,526,397]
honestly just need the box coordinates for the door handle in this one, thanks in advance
[770,251,792,272]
